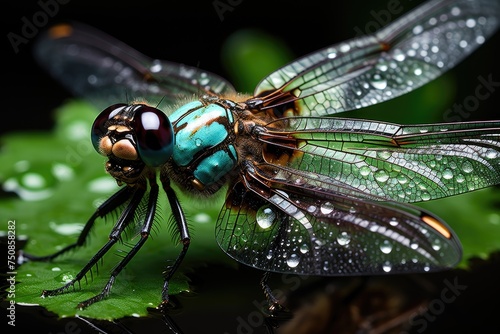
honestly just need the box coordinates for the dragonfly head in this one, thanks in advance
[91,103,174,184]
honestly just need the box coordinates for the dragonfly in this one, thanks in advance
[25,0,500,314]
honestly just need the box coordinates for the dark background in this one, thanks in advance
[3,0,500,333]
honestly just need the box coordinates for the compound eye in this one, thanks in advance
[91,103,127,152]
[133,105,174,166]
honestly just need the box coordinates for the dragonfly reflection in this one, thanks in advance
[25,0,500,313]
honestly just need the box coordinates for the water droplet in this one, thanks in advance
[49,221,83,236]
[87,176,118,193]
[465,19,476,28]
[412,25,423,35]
[376,63,388,72]
[56,272,74,284]
[359,166,371,176]
[266,250,273,260]
[486,149,498,159]
[195,138,203,147]
[256,206,276,229]
[23,173,46,188]
[389,218,399,226]
[52,267,62,272]
[370,73,388,90]
[287,254,300,268]
[414,67,423,76]
[150,62,162,73]
[323,260,330,271]
[300,244,309,254]
[337,231,351,246]
[194,213,211,224]
[380,240,393,254]
[374,170,389,183]
[489,213,500,225]
[410,242,419,250]
[52,163,74,181]
[442,169,453,180]
[461,161,474,173]
[393,49,405,62]
[339,44,351,52]
[320,202,334,215]
[349,207,357,214]
[432,239,442,251]
[3,169,54,201]
[397,174,408,184]
[421,192,431,201]
[382,262,392,272]
[327,51,337,59]
[66,120,90,141]
[307,205,317,213]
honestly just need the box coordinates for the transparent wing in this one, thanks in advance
[259,117,500,202]
[249,0,500,117]
[215,174,462,275]
[34,22,236,111]
[216,117,500,275]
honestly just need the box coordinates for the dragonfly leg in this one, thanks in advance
[76,180,157,309]
[41,184,146,304]
[260,271,282,311]
[260,271,294,331]
[22,186,134,262]
[158,176,190,311]
[259,215,294,325]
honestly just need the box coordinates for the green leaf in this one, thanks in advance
[1,100,231,320]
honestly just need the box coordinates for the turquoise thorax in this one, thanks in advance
[169,100,237,187]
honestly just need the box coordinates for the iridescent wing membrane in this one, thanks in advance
[34,22,236,111]
[216,118,500,275]
[216,0,500,275]
[251,0,500,117]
